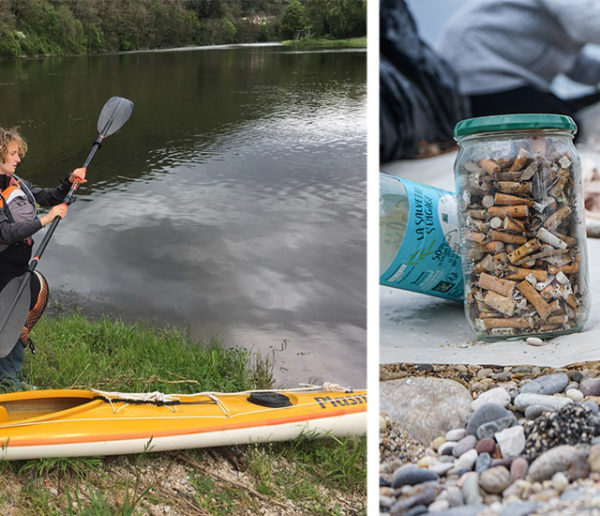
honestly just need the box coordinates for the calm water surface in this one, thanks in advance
[0,45,366,387]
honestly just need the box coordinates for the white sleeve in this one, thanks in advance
[540,0,600,45]
[566,49,600,85]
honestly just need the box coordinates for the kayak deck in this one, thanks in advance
[0,387,367,460]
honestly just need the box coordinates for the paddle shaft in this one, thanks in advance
[30,135,104,271]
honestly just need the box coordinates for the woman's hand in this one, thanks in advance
[68,167,87,184]
[40,203,67,227]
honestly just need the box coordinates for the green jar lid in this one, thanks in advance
[453,113,577,139]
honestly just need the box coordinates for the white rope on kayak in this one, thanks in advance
[91,390,180,413]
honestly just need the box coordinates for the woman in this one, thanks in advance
[0,127,86,390]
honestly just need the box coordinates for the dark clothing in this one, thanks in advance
[0,174,70,288]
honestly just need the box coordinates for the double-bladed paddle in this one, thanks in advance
[0,96,134,357]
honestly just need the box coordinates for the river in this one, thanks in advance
[0,44,366,387]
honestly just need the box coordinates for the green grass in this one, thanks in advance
[22,313,272,392]
[282,36,366,49]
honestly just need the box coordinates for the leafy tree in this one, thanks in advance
[305,0,366,38]
[281,0,306,40]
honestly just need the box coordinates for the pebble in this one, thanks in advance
[527,445,584,482]
[510,457,529,482]
[524,404,554,420]
[466,403,514,436]
[566,388,584,402]
[513,393,572,412]
[581,377,600,397]
[498,500,540,516]
[455,449,478,471]
[446,428,467,442]
[479,466,511,494]
[583,400,600,414]
[519,372,569,395]
[453,435,477,458]
[439,442,455,456]
[471,387,511,411]
[475,452,492,474]
[589,444,600,472]
[460,472,483,505]
[526,337,544,346]
[432,436,447,451]
[475,437,495,454]
[495,425,525,458]
[551,471,569,494]
[476,415,516,439]
[477,368,494,380]
[392,466,440,488]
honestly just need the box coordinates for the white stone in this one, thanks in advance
[526,337,544,346]
[429,461,454,475]
[495,425,525,458]
[445,428,467,441]
[455,449,478,470]
[566,389,584,402]
[471,387,511,411]
[552,471,569,494]
[514,393,572,412]
[428,500,450,512]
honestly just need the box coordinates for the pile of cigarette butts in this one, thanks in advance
[457,137,588,338]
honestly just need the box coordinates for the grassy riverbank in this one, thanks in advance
[282,36,366,49]
[0,314,366,515]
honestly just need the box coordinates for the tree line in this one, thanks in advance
[0,0,366,59]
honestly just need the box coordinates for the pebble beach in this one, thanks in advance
[380,362,600,515]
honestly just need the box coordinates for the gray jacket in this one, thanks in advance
[436,0,600,95]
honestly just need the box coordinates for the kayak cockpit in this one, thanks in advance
[0,396,96,423]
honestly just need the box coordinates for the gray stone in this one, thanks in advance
[379,496,395,511]
[560,489,585,502]
[476,415,516,439]
[584,401,600,414]
[519,372,569,395]
[495,425,525,458]
[460,471,482,505]
[429,462,454,476]
[581,377,600,397]
[498,500,540,516]
[381,378,472,445]
[429,505,487,516]
[571,371,584,383]
[453,435,477,458]
[466,403,513,436]
[393,485,438,513]
[513,393,572,412]
[471,387,511,411]
[445,486,463,507]
[524,404,555,420]
[392,466,439,488]
[438,442,455,456]
[527,445,587,482]
[475,452,492,474]
[428,500,450,512]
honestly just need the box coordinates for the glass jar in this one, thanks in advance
[380,172,463,301]
[453,114,590,339]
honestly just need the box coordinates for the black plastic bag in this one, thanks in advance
[380,0,470,162]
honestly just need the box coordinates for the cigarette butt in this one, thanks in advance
[474,254,495,273]
[530,138,547,155]
[494,193,533,206]
[480,317,534,329]
[467,232,485,243]
[540,283,557,300]
[482,241,505,253]
[509,148,530,171]
[483,291,517,317]
[549,299,563,314]
[552,230,576,247]
[547,315,569,326]
[489,229,527,244]
[544,206,571,231]
[478,272,517,297]
[548,262,580,275]
[497,181,532,195]
[549,171,569,197]
[469,209,489,220]
[497,171,524,182]
[482,195,495,208]
[471,219,490,232]
[507,239,541,264]
[566,293,578,310]
[505,267,547,282]
[489,205,529,218]
[479,158,500,175]
[517,280,554,319]
[503,216,526,233]
[492,252,509,263]
[537,227,568,249]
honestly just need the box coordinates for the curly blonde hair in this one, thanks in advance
[0,127,27,163]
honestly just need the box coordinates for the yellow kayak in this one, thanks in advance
[0,386,367,460]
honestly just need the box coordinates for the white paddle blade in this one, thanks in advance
[0,275,31,358]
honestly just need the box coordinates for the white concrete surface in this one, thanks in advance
[381,149,600,367]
